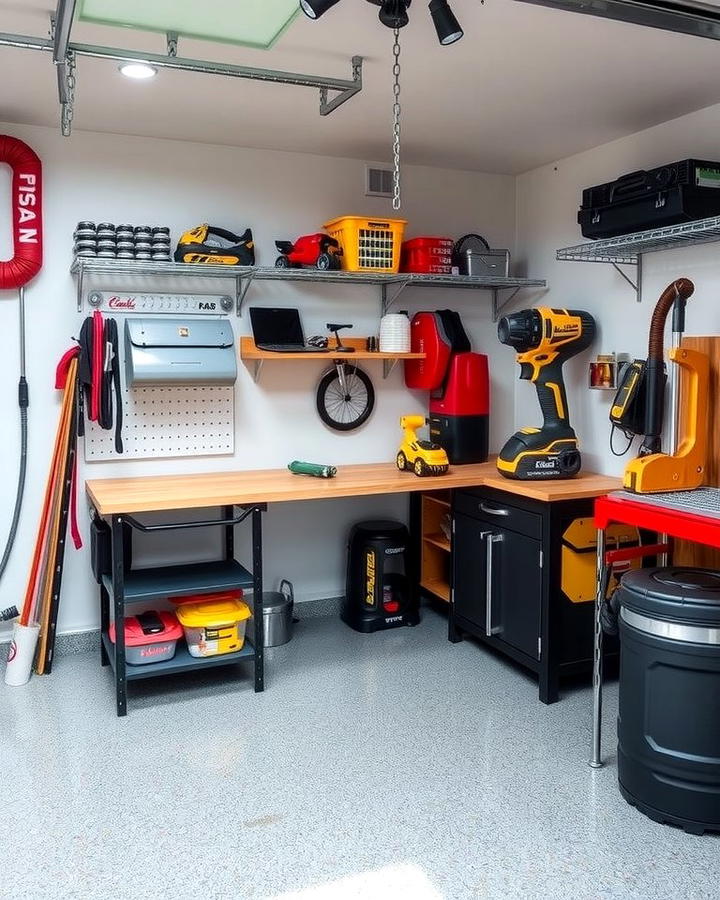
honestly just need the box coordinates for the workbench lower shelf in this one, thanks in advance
[101,559,254,604]
[101,631,255,681]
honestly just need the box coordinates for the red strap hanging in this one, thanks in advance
[91,311,104,422]
[0,135,42,290]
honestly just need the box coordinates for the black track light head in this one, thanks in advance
[299,0,341,19]
[428,0,463,44]
[370,0,412,29]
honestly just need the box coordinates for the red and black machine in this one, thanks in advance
[404,310,489,464]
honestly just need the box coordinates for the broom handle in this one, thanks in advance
[36,398,77,674]
[19,359,77,626]
[35,364,77,666]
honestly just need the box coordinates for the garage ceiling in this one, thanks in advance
[2,0,720,174]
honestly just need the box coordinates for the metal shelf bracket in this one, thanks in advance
[492,288,519,322]
[252,360,264,384]
[383,359,400,379]
[236,273,256,316]
[611,257,643,301]
[380,279,411,317]
[320,56,363,116]
[491,285,549,322]
[76,264,85,312]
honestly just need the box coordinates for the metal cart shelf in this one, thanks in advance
[101,559,253,604]
[96,504,264,716]
[101,632,255,681]
[557,215,720,299]
[70,257,547,320]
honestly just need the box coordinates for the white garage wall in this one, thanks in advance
[515,101,720,476]
[0,121,517,638]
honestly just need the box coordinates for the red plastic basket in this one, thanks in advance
[401,237,454,274]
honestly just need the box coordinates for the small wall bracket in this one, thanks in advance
[320,56,363,116]
[611,256,643,301]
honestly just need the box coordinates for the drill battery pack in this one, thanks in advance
[498,431,582,480]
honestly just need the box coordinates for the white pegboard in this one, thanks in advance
[84,385,235,462]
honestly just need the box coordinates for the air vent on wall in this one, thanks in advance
[366,165,394,198]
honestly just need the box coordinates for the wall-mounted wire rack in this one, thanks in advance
[70,257,547,321]
[557,215,720,300]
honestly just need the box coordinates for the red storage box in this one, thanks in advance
[401,237,454,274]
[109,611,183,665]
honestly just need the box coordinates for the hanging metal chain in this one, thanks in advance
[61,50,76,137]
[391,28,402,211]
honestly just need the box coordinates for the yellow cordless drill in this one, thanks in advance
[497,307,596,480]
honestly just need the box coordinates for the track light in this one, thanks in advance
[429,0,463,44]
[119,62,157,80]
[299,0,341,19]
[378,0,411,29]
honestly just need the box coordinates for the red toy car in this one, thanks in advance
[275,233,343,271]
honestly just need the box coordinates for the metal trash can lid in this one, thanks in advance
[261,591,292,614]
[620,567,720,625]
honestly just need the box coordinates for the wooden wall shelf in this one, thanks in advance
[239,336,425,382]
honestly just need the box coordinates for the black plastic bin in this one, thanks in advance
[618,567,720,835]
[343,520,418,633]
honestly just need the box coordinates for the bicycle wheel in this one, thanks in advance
[316,366,375,432]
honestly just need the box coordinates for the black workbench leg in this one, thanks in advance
[100,579,110,667]
[448,614,463,644]
[224,505,235,561]
[408,492,421,623]
[111,515,128,717]
[252,506,264,693]
[539,665,560,705]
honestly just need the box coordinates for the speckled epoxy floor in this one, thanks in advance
[2,606,718,900]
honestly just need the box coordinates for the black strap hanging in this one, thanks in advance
[107,318,123,454]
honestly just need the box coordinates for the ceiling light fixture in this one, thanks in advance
[299,0,342,18]
[378,0,412,28]
[429,0,464,44]
[119,62,157,80]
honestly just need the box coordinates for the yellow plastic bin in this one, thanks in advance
[175,595,251,658]
[323,215,407,273]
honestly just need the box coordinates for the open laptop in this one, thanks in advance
[249,307,327,353]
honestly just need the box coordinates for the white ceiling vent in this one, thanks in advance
[365,165,393,198]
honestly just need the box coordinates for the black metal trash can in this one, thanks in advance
[618,567,720,835]
[342,520,418,633]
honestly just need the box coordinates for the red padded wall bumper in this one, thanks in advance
[430,353,489,416]
[404,311,452,390]
[0,135,42,290]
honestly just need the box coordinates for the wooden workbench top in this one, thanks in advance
[86,462,620,516]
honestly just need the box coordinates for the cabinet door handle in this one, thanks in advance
[485,533,503,637]
[479,502,510,517]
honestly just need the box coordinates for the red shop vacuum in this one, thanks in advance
[404,310,489,464]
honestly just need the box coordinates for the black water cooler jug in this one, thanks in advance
[343,520,418,633]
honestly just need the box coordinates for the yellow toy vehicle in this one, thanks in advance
[396,415,449,476]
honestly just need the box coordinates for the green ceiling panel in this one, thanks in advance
[78,0,300,50]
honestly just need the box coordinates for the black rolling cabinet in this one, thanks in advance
[449,484,620,704]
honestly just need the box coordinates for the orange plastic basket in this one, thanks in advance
[323,215,407,273]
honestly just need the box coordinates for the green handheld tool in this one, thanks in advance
[288,460,337,478]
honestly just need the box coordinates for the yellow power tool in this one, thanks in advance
[174,224,255,266]
[497,306,596,480]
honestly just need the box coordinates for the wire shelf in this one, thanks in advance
[557,215,720,265]
[70,257,545,291]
